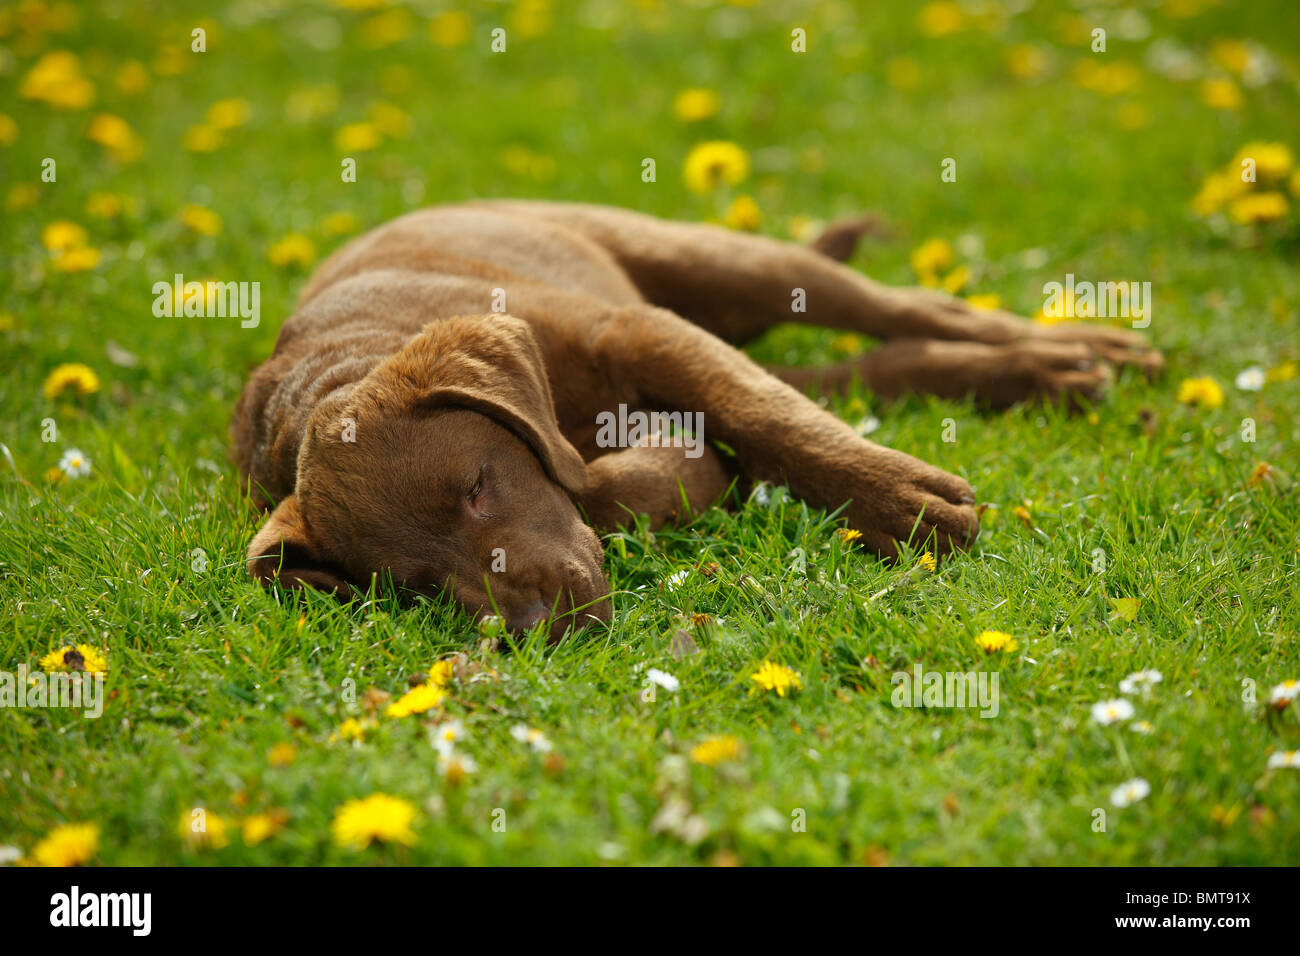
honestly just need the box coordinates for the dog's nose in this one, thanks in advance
[508,601,550,633]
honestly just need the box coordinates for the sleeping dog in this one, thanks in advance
[233,201,1160,638]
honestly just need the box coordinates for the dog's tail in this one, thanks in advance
[809,214,889,263]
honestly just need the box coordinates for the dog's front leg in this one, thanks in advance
[591,306,979,559]
[578,442,732,532]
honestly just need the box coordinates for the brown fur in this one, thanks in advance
[233,201,1161,639]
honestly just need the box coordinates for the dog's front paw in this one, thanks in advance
[1027,322,1163,378]
[840,447,979,561]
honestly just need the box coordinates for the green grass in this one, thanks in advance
[2,0,1298,865]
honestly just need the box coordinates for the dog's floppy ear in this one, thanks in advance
[246,495,355,597]
[393,314,588,494]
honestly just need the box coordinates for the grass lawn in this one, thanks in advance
[1,0,1298,866]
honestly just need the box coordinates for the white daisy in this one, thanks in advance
[646,668,679,693]
[429,719,465,757]
[1119,669,1164,695]
[437,751,477,778]
[664,570,689,590]
[1130,720,1153,735]
[510,723,552,753]
[1269,680,1299,706]
[1234,366,1266,391]
[1110,777,1151,807]
[1091,698,1135,725]
[1267,750,1300,769]
[58,448,91,478]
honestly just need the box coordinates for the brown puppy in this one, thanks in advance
[233,201,1160,639]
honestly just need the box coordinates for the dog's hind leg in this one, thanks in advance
[478,200,1160,375]
[769,338,1111,410]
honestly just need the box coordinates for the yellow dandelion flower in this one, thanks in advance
[965,293,1001,312]
[41,221,88,252]
[427,659,455,687]
[673,88,720,122]
[330,717,367,743]
[51,246,100,272]
[331,793,417,849]
[241,810,287,846]
[268,234,316,269]
[385,682,446,717]
[334,121,381,152]
[8,183,40,212]
[322,211,360,236]
[1233,142,1293,182]
[1266,360,1297,383]
[1228,191,1289,225]
[749,660,802,697]
[974,630,1018,654]
[1071,61,1140,96]
[180,204,222,236]
[941,265,970,294]
[683,140,750,194]
[917,551,937,572]
[909,238,953,280]
[885,57,921,91]
[206,98,250,131]
[114,60,149,96]
[722,195,762,231]
[42,363,100,401]
[1192,169,1249,216]
[690,734,744,766]
[1201,77,1242,111]
[86,113,143,161]
[836,528,863,544]
[1012,504,1033,527]
[1176,376,1225,409]
[1209,39,1250,75]
[429,10,471,46]
[20,51,95,110]
[367,101,410,138]
[285,83,340,123]
[31,823,99,867]
[84,192,123,218]
[0,113,17,147]
[917,1,965,37]
[359,8,414,48]
[182,124,223,153]
[177,809,230,849]
[267,742,296,767]
[1004,44,1048,81]
[37,644,107,673]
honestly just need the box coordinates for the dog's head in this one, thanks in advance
[246,314,610,640]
